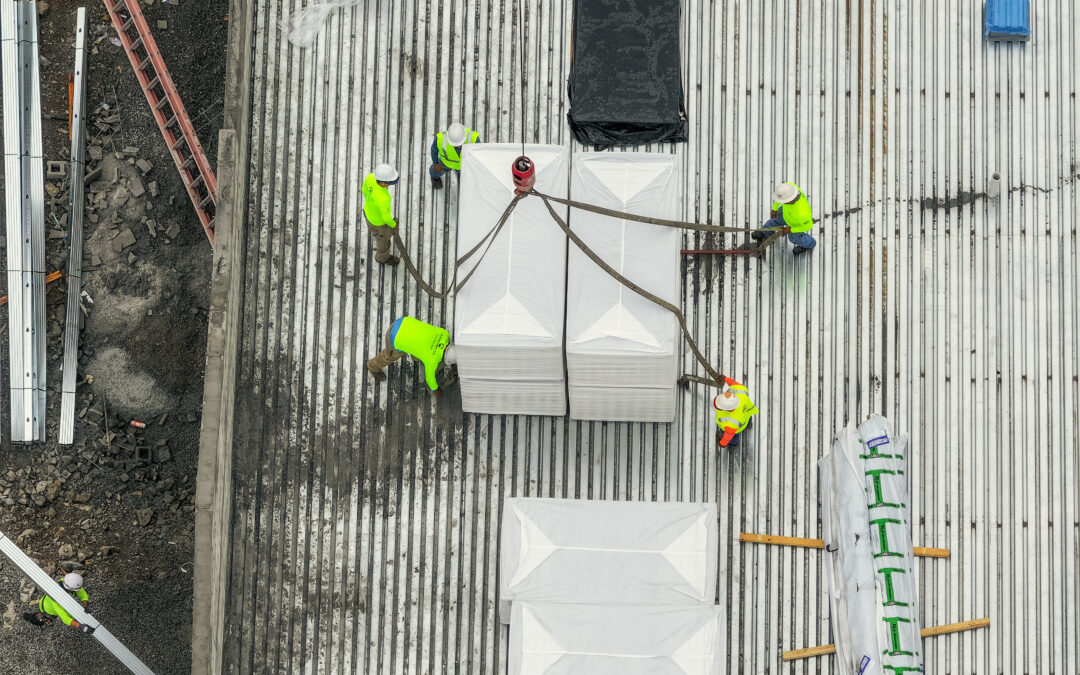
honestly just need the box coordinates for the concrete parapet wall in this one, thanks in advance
[192,0,253,672]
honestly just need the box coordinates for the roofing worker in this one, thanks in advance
[362,163,401,266]
[22,572,94,633]
[752,181,816,254]
[713,377,758,449]
[429,122,481,189]
[367,316,456,394]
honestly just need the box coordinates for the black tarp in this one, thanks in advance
[567,0,688,149]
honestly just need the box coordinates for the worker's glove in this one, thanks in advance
[76,622,95,634]
[83,604,91,615]
[432,388,443,397]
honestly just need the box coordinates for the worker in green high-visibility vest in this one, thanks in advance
[362,163,401,266]
[22,572,95,633]
[367,316,456,394]
[429,122,481,189]
[752,181,817,254]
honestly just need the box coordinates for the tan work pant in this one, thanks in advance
[367,330,404,374]
[366,216,395,262]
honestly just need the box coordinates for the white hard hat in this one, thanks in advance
[62,573,84,591]
[713,391,739,411]
[772,182,800,203]
[373,163,399,184]
[445,122,468,147]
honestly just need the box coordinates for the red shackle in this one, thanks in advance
[511,156,535,194]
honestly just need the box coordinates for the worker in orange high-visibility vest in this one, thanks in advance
[713,377,758,448]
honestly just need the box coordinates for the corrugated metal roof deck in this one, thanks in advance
[218,0,1079,672]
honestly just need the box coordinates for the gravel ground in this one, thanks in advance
[0,1,228,673]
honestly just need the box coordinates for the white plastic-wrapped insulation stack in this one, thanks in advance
[498,498,718,622]
[508,601,724,675]
[819,416,924,675]
[565,153,681,421]
[454,144,569,416]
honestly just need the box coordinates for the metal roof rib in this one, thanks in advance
[210,0,1080,672]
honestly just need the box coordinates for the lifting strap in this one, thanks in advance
[385,189,788,386]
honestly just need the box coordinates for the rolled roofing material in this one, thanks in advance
[820,416,923,675]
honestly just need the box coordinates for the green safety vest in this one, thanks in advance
[392,317,450,391]
[714,383,759,433]
[362,173,396,228]
[436,128,480,170]
[40,588,89,626]
[771,182,813,233]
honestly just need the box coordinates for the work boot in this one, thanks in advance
[380,255,400,266]
[431,177,444,190]
[750,230,767,241]
[369,369,387,382]
[792,246,808,255]
[22,612,49,627]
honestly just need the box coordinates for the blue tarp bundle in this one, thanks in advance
[985,0,1031,41]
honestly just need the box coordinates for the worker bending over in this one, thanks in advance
[753,181,816,254]
[429,122,481,189]
[367,316,456,394]
[362,163,401,266]
[714,377,758,448]
[23,572,94,633]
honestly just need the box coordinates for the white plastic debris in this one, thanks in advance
[283,0,364,48]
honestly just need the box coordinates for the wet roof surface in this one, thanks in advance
[221,0,1079,672]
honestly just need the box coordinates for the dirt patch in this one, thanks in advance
[86,347,176,417]
[0,1,228,673]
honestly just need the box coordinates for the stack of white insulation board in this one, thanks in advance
[566,153,681,422]
[819,416,923,675]
[500,498,723,674]
[454,144,569,416]
[508,601,723,674]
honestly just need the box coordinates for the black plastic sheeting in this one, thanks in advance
[567,0,688,149]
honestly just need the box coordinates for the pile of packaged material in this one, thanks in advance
[500,498,722,673]
[819,416,924,675]
[567,0,688,148]
[565,154,681,422]
[454,145,569,416]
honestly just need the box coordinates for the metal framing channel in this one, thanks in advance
[1,0,27,442]
[59,8,89,445]
[102,0,218,244]
[26,1,45,442]
[0,530,157,674]
[2,0,46,443]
